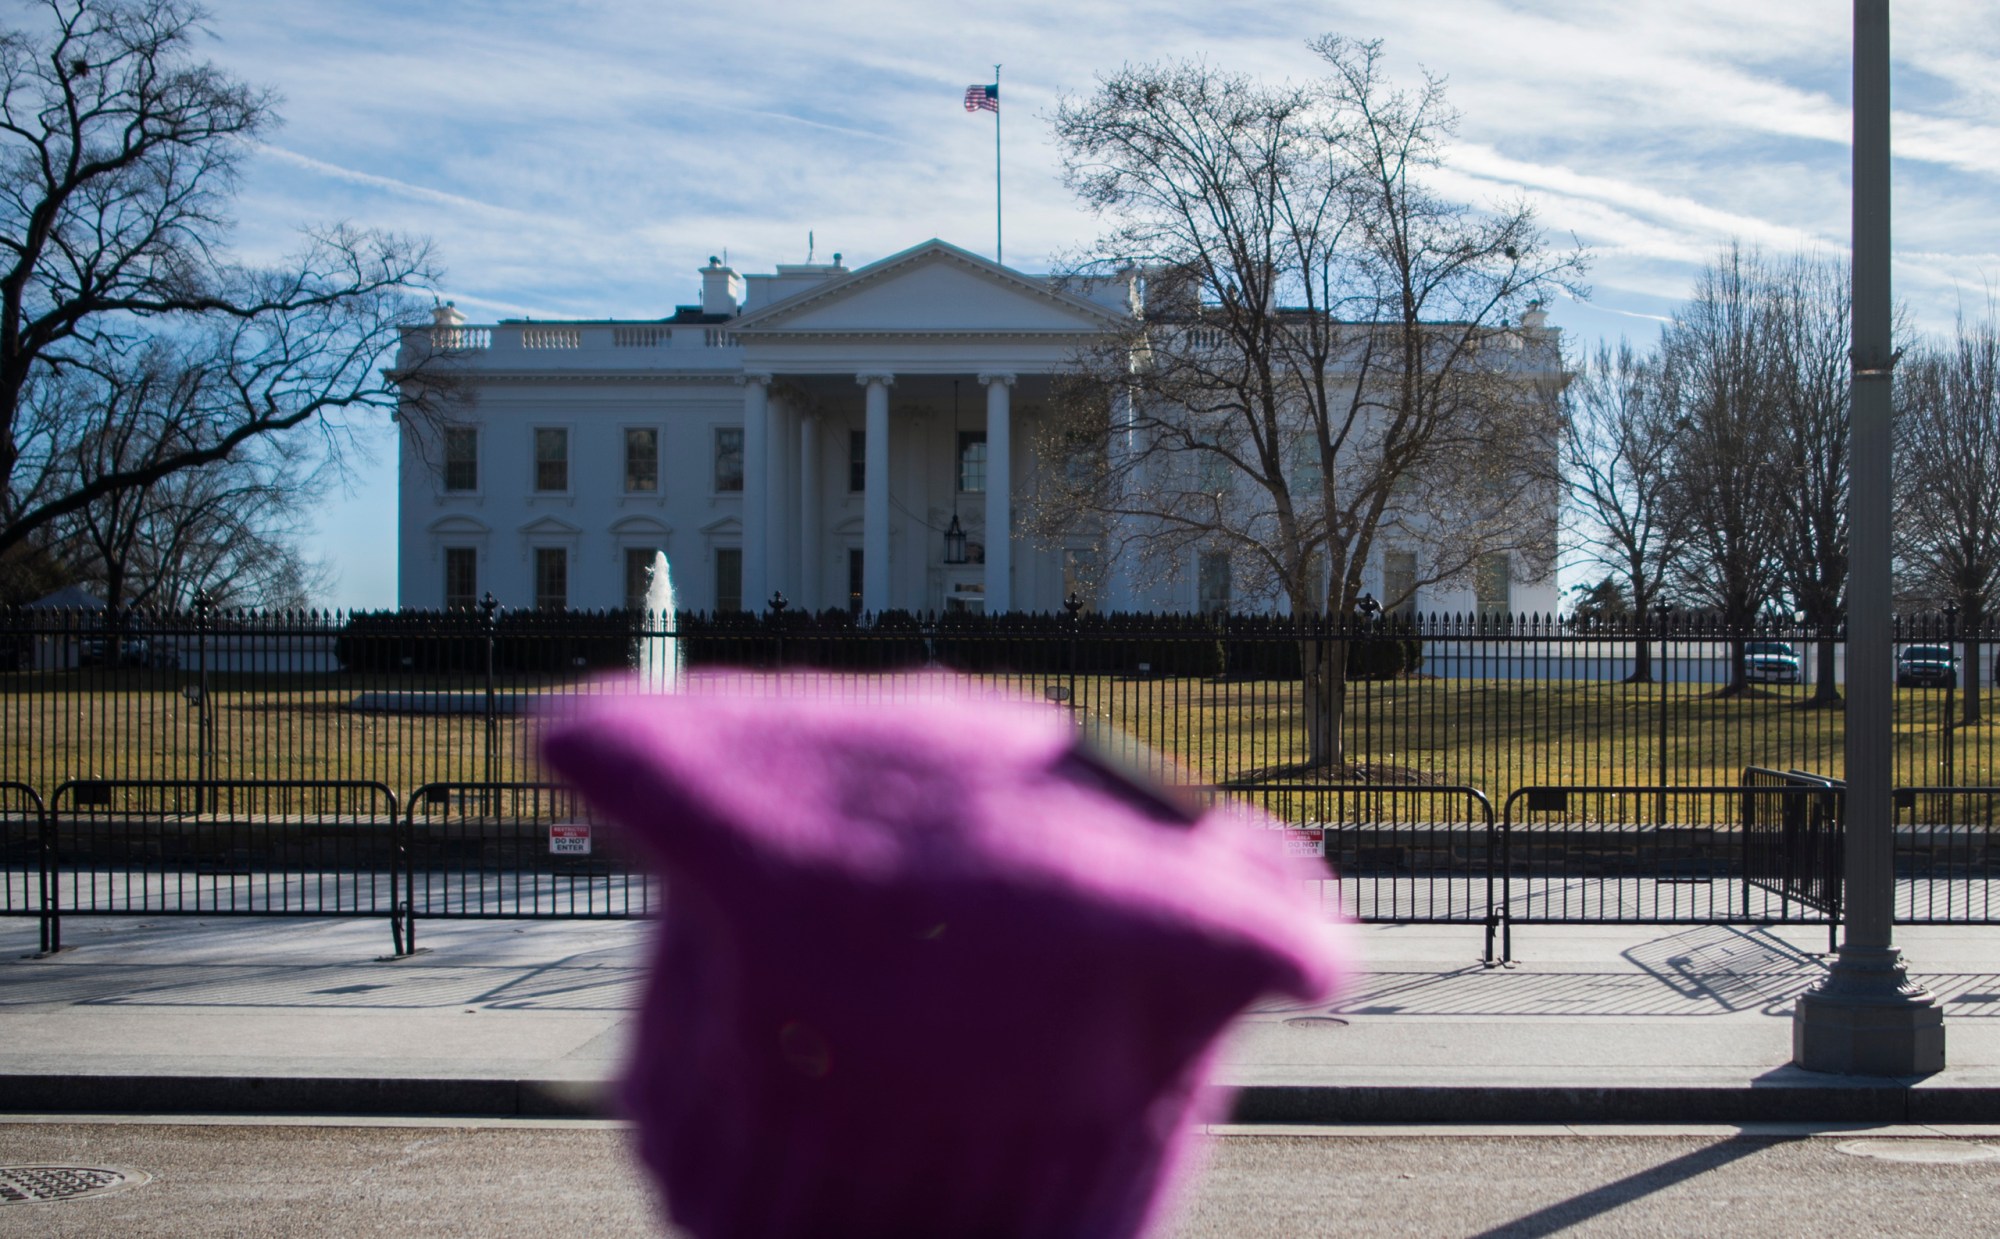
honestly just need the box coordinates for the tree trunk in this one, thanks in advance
[1807,632,1843,707]
[1716,597,1756,696]
[1625,630,1655,684]
[104,564,128,667]
[1301,637,1350,772]
[1964,633,1983,726]
[1717,635,1751,696]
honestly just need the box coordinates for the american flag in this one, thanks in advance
[964,83,999,112]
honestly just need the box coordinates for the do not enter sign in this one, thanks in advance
[550,823,592,856]
[1282,829,1325,859]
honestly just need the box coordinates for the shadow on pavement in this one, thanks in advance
[1467,1137,1780,1239]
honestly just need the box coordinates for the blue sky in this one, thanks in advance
[182,1,2000,607]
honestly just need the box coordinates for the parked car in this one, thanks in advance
[77,635,180,670]
[1744,640,1801,684]
[1896,644,1958,688]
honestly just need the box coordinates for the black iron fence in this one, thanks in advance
[1228,783,1502,962]
[42,779,401,954]
[401,781,655,953]
[1741,767,1845,945]
[5,604,1996,802]
[1,780,50,953]
[1894,786,2000,925]
[5,604,2000,956]
[0,769,1993,963]
[1495,782,1848,961]
[6,767,1972,963]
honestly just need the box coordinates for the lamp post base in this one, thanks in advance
[1792,945,1945,1075]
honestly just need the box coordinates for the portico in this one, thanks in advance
[727,239,1129,616]
[736,366,1042,615]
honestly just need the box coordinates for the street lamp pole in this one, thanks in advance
[1792,0,1945,1075]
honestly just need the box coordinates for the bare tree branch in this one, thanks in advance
[1554,339,1680,680]
[1034,38,1585,769]
[1897,304,2000,722]
[0,0,452,562]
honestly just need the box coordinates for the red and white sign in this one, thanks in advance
[550,823,592,856]
[1282,829,1326,859]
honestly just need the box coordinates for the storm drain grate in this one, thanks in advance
[0,1165,149,1204]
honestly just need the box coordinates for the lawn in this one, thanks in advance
[2,669,1991,815]
[1094,672,1989,800]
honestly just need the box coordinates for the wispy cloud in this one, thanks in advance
[1446,144,1831,254]
[187,0,1999,604]
[254,145,535,220]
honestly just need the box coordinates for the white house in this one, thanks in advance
[394,238,1562,617]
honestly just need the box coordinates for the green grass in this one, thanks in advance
[1090,673,1990,802]
[1,669,1991,814]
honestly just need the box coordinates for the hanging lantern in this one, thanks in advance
[943,513,968,564]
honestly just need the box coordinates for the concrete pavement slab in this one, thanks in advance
[3,916,1999,1122]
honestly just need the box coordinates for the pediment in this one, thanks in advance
[700,516,742,536]
[427,515,491,536]
[518,515,583,537]
[730,239,1125,336]
[609,515,674,536]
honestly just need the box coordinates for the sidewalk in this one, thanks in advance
[3,915,1999,1123]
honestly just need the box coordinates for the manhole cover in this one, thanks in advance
[1835,1140,2000,1165]
[1283,1016,1351,1030]
[0,1165,148,1204]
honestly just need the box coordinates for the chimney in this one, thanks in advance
[701,257,743,317]
[1140,264,1202,319]
[432,300,466,327]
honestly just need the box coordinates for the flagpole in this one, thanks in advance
[994,63,1003,266]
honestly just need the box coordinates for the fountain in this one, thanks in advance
[636,550,681,692]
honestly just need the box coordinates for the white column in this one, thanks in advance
[739,373,771,611]
[763,391,791,604]
[979,372,1015,615]
[780,399,800,599]
[798,410,821,612]
[859,373,893,616]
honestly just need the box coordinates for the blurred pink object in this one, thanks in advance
[542,680,1346,1238]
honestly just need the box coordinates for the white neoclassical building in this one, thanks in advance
[395,238,1562,617]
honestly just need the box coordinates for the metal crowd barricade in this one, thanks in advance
[1740,767,1844,950]
[47,779,402,953]
[1222,783,1501,964]
[1894,786,2000,925]
[1501,784,1844,957]
[1,781,52,953]
[398,782,657,955]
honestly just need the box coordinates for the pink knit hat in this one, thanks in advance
[542,680,1344,1238]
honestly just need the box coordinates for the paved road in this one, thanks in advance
[4,1121,1999,1237]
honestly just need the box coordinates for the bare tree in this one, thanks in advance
[1557,339,1679,681]
[0,531,67,603]
[1765,253,1852,705]
[1036,38,1582,771]
[0,0,450,559]
[124,464,326,608]
[1658,246,1786,694]
[1896,307,2000,724]
[24,337,323,669]
[53,372,328,611]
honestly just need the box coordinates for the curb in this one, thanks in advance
[8,1075,2000,1125]
[1226,1084,2000,1126]
[0,1075,611,1119]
